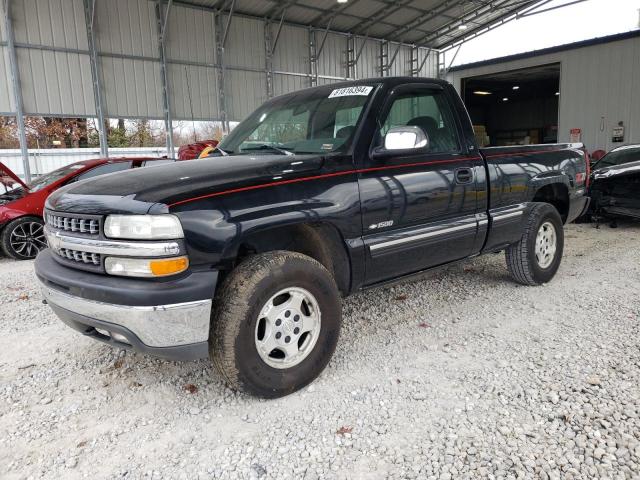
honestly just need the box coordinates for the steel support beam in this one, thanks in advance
[155,0,174,157]
[308,28,318,87]
[412,47,432,76]
[346,35,355,79]
[384,41,403,73]
[214,0,235,132]
[422,0,541,48]
[380,41,388,77]
[265,10,285,98]
[83,0,108,158]
[215,14,228,131]
[3,0,30,182]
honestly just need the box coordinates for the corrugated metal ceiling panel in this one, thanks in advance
[173,0,534,49]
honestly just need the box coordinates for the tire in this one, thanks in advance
[1,216,47,260]
[210,251,341,398]
[505,203,564,286]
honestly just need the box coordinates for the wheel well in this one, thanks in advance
[532,184,569,223]
[235,223,351,295]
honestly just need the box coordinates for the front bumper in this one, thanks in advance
[35,249,217,361]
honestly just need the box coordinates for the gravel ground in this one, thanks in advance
[1,221,639,480]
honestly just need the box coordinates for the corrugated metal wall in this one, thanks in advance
[11,0,95,116]
[447,35,640,152]
[0,48,14,114]
[0,0,439,125]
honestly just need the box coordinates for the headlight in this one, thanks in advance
[104,215,184,240]
[105,256,189,277]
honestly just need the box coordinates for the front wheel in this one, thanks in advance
[210,251,341,398]
[505,203,564,286]
[1,216,47,260]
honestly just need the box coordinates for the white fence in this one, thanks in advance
[0,148,169,180]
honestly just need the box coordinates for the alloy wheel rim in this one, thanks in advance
[10,222,47,258]
[535,221,557,269]
[254,287,322,369]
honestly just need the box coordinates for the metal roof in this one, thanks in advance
[174,0,549,49]
[449,29,640,72]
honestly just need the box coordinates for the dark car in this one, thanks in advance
[589,144,640,221]
[36,77,589,397]
[0,157,173,260]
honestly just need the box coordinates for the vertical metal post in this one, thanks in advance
[380,41,388,77]
[413,47,432,77]
[409,45,416,77]
[215,13,229,132]
[346,35,355,79]
[308,28,317,87]
[265,10,285,99]
[83,0,108,158]
[155,0,174,157]
[3,0,30,182]
[264,20,273,99]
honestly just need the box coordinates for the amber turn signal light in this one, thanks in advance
[149,256,189,277]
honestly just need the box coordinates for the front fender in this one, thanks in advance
[172,174,361,268]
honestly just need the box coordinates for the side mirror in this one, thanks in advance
[384,126,429,151]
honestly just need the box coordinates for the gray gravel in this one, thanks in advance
[1,221,639,479]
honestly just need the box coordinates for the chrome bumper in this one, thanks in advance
[39,279,212,348]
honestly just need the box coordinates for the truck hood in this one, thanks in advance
[46,154,325,214]
[0,162,29,190]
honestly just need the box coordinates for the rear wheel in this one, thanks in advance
[1,216,47,260]
[210,251,341,398]
[505,203,564,285]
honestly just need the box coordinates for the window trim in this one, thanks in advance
[372,83,464,156]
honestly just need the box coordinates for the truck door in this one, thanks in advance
[359,84,484,285]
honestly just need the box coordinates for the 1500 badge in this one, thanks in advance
[368,220,394,230]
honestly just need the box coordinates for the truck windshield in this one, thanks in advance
[219,85,377,155]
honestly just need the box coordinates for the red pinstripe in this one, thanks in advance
[168,156,482,207]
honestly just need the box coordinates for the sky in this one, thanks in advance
[443,0,640,67]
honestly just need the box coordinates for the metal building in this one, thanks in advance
[0,0,566,181]
[447,30,640,153]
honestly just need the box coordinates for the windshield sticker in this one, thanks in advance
[328,86,373,98]
[321,144,334,150]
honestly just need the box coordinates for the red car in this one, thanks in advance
[0,157,173,260]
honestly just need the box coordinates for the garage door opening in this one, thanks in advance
[461,63,560,147]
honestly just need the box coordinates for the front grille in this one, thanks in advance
[46,212,99,235]
[57,248,101,266]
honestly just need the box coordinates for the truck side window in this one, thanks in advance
[380,91,460,153]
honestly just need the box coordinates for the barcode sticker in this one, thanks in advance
[328,86,373,98]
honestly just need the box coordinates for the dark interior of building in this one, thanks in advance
[461,63,561,147]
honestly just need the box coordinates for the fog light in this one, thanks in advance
[105,256,189,277]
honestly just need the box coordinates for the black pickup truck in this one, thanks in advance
[36,78,589,398]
